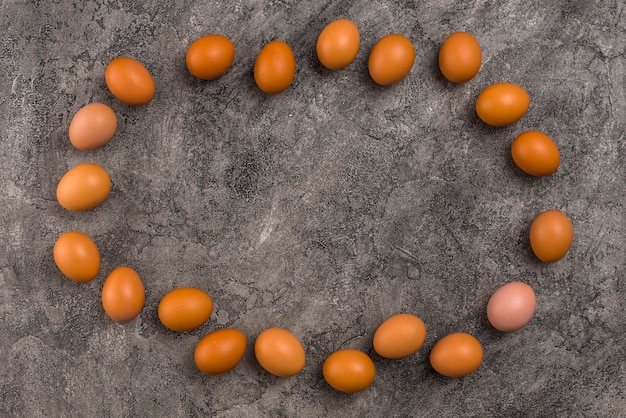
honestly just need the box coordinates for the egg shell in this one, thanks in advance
[105,56,155,105]
[429,333,483,378]
[530,210,574,262]
[254,328,306,377]
[254,40,296,94]
[68,103,117,150]
[194,328,247,374]
[487,282,537,332]
[373,313,426,359]
[322,349,376,393]
[316,19,360,70]
[368,34,415,86]
[475,82,530,126]
[186,34,235,80]
[101,266,145,322]
[511,130,560,176]
[53,231,100,282]
[56,163,111,211]
[158,287,213,332]
[438,31,482,83]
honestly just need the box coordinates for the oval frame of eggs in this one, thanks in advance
[54,21,574,393]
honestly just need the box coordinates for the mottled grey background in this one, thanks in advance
[1,0,625,416]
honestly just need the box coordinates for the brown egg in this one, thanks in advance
[438,31,482,83]
[158,287,213,332]
[530,210,574,262]
[430,333,483,377]
[105,56,155,105]
[373,313,426,359]
[56,163,111,211]
[53,231,100,282]
[368,34,415,86]
[68,103,117,150]
[254,40,296,94]
[316,19,360,70]
[195,328,247,374]
[511,130,560,176]
[254,328,306,377]
[101,266,145,322]
[186,34,235,80]
[322,349,376,393]
[475,82,530,126]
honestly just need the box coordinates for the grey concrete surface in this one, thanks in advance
[1,0,625,416]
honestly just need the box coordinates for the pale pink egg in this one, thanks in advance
[487,282,536,332]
